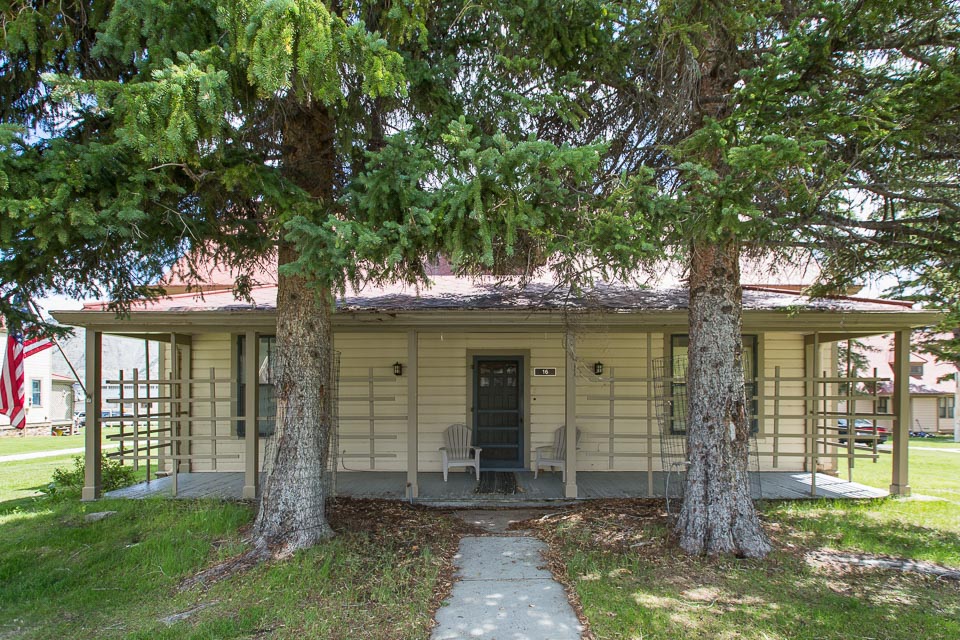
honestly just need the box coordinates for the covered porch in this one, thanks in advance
[108,470,888,503]
[51,280,936,505]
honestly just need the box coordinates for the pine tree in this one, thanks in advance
[1,0,429,555]
[370,0,960,557]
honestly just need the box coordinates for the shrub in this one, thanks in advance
[45,456,137,496]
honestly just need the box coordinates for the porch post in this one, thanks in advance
[243,330,260,499]
[81,330,102,501]
[564,330,578,498]
[890,329,912,496]
[407,330,419,498]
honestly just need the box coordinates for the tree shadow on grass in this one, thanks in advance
[765,498,960,566]
[562,530,960,640]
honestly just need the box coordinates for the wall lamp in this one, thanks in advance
[594,362,604,376]
[393,362,403,376]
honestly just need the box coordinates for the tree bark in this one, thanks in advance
[676,238,771,558]
[252,102,337,555]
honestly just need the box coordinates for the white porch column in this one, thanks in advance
[407,330,419,498]
[243,330,260,499]
[890,329,912,496]
[81,330,102,501]
[564,330,578,498]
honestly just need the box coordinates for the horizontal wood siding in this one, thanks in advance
[176,329,815,474]
[418,331,565,471]
[913,397,939,433]
[754,332,806,470]
[185,334,240,472]
[336,333,408,472]
[575,332,660,471]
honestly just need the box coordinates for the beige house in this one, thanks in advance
[845,334,958,435]
[52,276,937,503]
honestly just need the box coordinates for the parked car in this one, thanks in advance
[72,409,134,429]
[837,418,889,444]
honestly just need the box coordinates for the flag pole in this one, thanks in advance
[29,301,87,397]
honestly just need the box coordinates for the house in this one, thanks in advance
[846,334,958,435]
[0,320,68,434]
[51,267,938,502]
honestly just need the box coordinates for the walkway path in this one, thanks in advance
[0,444,118,464]
[877,445,960,454]
[432,510,583,640]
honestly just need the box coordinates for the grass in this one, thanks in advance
[755,441,960,567]
[0,427,122,457]
[0,454,79,503]
[526,442,960,639]
[528,501,960,640]
[0,496,468,639]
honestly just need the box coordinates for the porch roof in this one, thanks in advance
[52,277,939,333]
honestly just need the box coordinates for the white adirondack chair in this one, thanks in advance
[534,426,581,482]
[440,423,482,481]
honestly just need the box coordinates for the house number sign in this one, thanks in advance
[533,368,557,376]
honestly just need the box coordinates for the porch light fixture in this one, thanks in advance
[594,362,604,376]
[393,362,403,376]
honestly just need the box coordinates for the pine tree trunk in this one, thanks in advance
[252,103,337,554]
[676,238,771,558]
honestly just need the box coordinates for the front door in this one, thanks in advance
[473,357,523,469]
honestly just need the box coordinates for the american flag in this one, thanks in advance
[1,334,55,430]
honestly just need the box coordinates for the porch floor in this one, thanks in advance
[106,470,888,502]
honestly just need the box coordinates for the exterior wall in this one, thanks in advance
[757,332,808,472]
[171,327,816,474]
[184,334,238,472]
[0,332,54,428]
[913,397,939,433]
[575,331,660,471]
[417,331,566,472]
[337,332,408,472]
[852,395,947,433]
[50,381,76,422]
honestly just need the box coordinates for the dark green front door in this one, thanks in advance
[473,357,523,469]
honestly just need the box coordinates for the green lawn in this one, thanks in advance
[530,500,960,640]
[0,427,123,457]
[0,496,468,639]
[0,454,78,503]
[527,442,960,640]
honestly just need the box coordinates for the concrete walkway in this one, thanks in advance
[432,510,583,640]
[0,444,118,464]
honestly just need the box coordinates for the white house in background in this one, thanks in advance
[850,334,959,434]
[0,323,61,430]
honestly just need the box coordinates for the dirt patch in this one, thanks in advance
[515,499,670,555]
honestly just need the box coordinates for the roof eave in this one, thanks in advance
[51,307,943,335]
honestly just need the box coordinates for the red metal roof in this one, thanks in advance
[77,277,919,314]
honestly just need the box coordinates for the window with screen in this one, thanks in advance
[237,335,277,437]
[939,396,955,419]
[30,379,41,406]
[877,397,889,414]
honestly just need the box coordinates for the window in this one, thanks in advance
[939,396,955,420]
[877,397,889,414]
[30,379,41,406]
[670,335,759,434]
[910,364,924,377]
[237,335,277,437]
